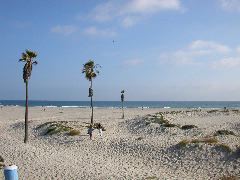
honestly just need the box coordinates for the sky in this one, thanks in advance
[1,0,240,101]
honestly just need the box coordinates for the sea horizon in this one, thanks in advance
[2,100,240,109]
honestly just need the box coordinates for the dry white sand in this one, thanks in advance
[0,107,239,179]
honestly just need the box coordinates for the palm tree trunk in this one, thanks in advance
[122,101,124,119]
[24,80,28,143]
[90,79,93,124]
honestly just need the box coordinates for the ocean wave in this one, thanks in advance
[61,106,89,108]
[94,106,120,109]
[164,107,171,109]
[137,107,149,109]
[44,106,58,108]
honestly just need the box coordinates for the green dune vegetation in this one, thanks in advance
[36,121,106,136]
[214,130,236,136]
[36,121,80,136]
[144,112,197,129]
[0,155,4,169]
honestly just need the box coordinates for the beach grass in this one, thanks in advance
[0,155,4,169]
[69,129,80,136]
[181,125,197,130]
[219,175,238,180]
[215,144,232,153]
[214,130,236,136]
[145,176,158,180]
[45,123,73,135]
[136,137,144,141]
[177,139,189,147]
[177,138,218,148]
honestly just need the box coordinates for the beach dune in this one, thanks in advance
[0,107,239,179]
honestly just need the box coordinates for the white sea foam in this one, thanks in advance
[62,106,81,108]
[164,107,171,109]
[44,106,58,108]
[138,106,149,109]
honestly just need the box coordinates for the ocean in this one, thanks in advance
[1,100,240,109]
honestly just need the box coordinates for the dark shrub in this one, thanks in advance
[181,125,197,130]
[214,130,235,136]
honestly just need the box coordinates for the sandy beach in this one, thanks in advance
[0,106,239,179]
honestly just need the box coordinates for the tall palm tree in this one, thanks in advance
[82,60,100,124]
[19,49,38,143]
[121,90,125,119]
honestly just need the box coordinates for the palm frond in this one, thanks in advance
[19,49,38,82]
[19,59,26,62]
[82,59,101,81]
[26,49,37,58]
[32,61,38,65]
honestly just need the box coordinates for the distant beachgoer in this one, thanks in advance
[87,125,94,140]
[97,124,103,137]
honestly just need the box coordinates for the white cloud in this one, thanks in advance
[212,57,240,68]
[51,25,78,36]
[219,0,240,11]
[160,40,231,65]
[84,26,116,37]
[91,2,116,22]
[236,47,240,53]
[123,59,143,66]
[90,0,183,27]
[123,0,181,14]
[122,16,139,28]
[160,40,240,69]
[189,40,231,54]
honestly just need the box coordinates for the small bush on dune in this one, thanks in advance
[145,121,151,126]
[215,144,232,153]
[164,123,178,128]
[214,130,235,136]
[145,176,158,180]
[181,125,197,130]
[136,137,143,141]
[191,138,218,144]
[0,155,4,169]
[177,138,218,148]
[220,175,238,180]
[153,117,169,125]
[36,121,56,129]
[177,140,189,147]
[146,113,179,128]
[231,109,240,113]
[207,109,218,113]
[151,113,169,125]
[44,123,72,135]
[0,155,4,162]
[69,129,80,136]
[236,146,240,157]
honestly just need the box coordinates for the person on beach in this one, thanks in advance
[87,125,94,140]
[97,123,103,137]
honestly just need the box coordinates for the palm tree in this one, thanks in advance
[19,49,38,143]
[121,90,125,119]
[82,60,100,124]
